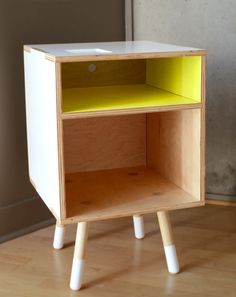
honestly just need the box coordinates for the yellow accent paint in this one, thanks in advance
[146,56,202,102]
[62,84,199,114]
[62,56,202,113]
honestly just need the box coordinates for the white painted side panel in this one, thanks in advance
[24,50,61,218]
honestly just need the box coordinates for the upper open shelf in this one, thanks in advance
[62,84,200,116]
[61,56,202,119]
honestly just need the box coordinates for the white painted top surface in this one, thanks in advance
[26,41,205,60]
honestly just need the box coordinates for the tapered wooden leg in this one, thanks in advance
[53,222,66,250]
[70,222,89,291]
[133,215,145,239]
[157,211,179,274]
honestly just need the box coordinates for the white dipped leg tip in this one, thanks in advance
[133,216,145,239]
[70,259,85,291]
[53,225,65,249]
[164,245,179,274]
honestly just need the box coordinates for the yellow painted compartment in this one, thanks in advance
[62,56,202,114]
[62,84,199,113]
[146,56,202,102]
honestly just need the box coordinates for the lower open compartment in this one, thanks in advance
[63,109,203,221]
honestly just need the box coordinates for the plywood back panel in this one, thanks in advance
[146,56,202,101]
[147,109,201,199]
[63,114,146,173]
[146,113,160,170]
[61,59,146,89]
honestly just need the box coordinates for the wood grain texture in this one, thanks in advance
[46,50,206,63]
[55,63,66,219]
[64,167,201,223]
[146,113,160,170]
[147,109,201,200]
[61,60,146,89]
[157,211,174,246]
[74,222,89,260]
[63,114,146,173]
[62,102,201,120]
[200,56,206,203]
[0,205,235,297]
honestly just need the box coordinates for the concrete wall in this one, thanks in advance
[0,0,125,241]
[134,0,236,201]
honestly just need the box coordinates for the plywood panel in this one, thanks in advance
[25,41,206,62]
[146,113,160,170]
[146,56,202,101]
[65,167,201,222]
[24,50,61,218]
[147,109,201,200]
[61,60,146,89]
[63,114,146,173]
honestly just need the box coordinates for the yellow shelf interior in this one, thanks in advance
[62,84,199,113]
[65,167,200,221]
[61,56,202,114]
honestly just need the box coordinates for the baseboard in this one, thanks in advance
[206,199,236,207]
[0,218,55,243]
[206,193,236,207]
[0,195,55,243]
